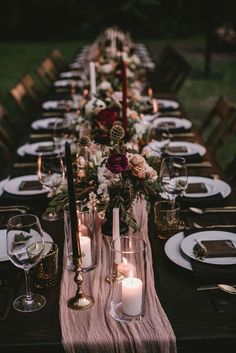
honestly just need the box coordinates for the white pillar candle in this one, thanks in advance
[122,277,143,316]
[80,235,92,268]
[89,61,96,96]
[117,257,136,277]
[112,208,121,264]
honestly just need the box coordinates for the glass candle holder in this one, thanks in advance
[109,236,147,322]
[64,201,97,272]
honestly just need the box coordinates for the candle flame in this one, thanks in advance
[83,88,89,97]
[148,88,153,97]
[152,98,158,113]
[122,257,128,265]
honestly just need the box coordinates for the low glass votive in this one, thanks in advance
[109,236,147,322]
[154,200,183,240]
[64,201,97,272]
[32,242,58,289]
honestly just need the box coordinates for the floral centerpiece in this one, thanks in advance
[49,124,160,233]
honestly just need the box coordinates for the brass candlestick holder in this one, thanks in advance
[68,257,94,310]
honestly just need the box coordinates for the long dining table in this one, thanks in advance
[0,41,236,353]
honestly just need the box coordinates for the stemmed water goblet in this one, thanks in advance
[159,156,188,205]
[37,154,65,221]
[6,214,46,312]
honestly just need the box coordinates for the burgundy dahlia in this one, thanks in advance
[106,153,129,174]
[96,108,119,129]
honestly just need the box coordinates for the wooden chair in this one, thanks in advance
[225,156,236,186]
[147,45,192,94]
[21,74,41,103]
[0,139,12,167]
[36,57,58,92]
[10,83,29,114]
[0,102,29,149]
[200,96,236,151]
[208,112,236,152]
[50,49,67,72]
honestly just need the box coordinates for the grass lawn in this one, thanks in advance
[0,37,235,168]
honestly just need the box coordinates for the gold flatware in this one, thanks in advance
[189,206,236,215]
[193,222,236,229]
[0,208,27,214]
[197,284,236,291]
[186,161,212,168]
[218,284,236,294]
[13,162,37,168]
[170,132,195,138]
[30,133,53,139]
[0,205,30,211]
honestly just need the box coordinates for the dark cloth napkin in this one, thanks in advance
[184,229,236,286]
[178,192,225,208]
[163,152,203,163]
[0,261,22,320]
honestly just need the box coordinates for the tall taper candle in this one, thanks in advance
[89,61,96,96]
[65,141,81,259]
[122,60,127,130]
[112,208,121,264]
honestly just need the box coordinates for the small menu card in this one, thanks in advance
[36,145,55,153]
[167,146,188,153]
[186,183,208,194]
[158,121,176,128]
[19,180,43,191]
[201,239,236,258]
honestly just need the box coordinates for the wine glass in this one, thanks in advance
[6,214,46,312]
[159,156,188,204]
[37,154,65,221]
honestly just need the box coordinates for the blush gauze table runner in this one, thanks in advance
[59,199,176,353]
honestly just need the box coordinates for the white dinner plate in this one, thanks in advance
[60,71,82,79]
[42,99,80,111]
[0,230,53,262]
[166,141,206,156]
[17,141,64,156]
[152,117,192,130]
[181,231,236,265]
[0,177,9,196]
[31,117,63,130]
[54,79,83,88]
[3,175,49,196]
[142,97,179,110]
[164,232,193,271]
[184,176,231,198]
[157,99,179,110]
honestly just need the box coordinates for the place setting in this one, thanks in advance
[31,117,65,131]
[42,99,80,112]
[17,141,65,157]
[143,139,206,163]
[179,176,231,207]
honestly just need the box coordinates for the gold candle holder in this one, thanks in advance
[106,263,125,283]
[68,257,94,310]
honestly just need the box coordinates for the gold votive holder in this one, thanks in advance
[32,242,58,289]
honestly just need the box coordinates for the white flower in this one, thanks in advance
[85,97,106,114]
[98,80,112,91]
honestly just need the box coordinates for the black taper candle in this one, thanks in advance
[65,141,81,259]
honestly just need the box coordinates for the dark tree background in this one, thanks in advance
[0,0,235,40]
